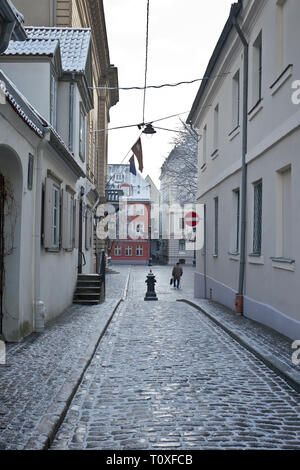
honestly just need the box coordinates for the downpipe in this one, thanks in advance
[33,130,50,331]
[233,16,248,315]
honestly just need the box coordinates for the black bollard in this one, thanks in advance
[144,269,158,301]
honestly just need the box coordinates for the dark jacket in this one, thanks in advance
[172,265,183,280]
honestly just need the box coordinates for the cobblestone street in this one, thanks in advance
[49,266,300,450]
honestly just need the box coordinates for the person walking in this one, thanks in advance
[172,262,183,289]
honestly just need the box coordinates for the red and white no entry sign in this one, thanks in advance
[185,211,199,227]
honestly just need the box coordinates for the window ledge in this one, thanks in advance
[228,126,240,141]
[228,251,240,261]
[212,254,218,258]
[201,163,207,173]
[211,149,219,160]
[248,99,263,121]
[270,64,293,96]
[248,254,264,265]
[271,257,295,272]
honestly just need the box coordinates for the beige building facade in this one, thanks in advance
[12,0,119,200]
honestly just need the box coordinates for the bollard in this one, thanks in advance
[144,269,158,301]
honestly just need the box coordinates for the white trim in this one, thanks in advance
[248,100,264,121]
[271,258,295,272]
[270,65,293,96]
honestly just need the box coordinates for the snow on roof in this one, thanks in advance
[0,69,45,137]
[4,38,59,57]
[24,27,91,73]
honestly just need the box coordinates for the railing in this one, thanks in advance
[96,249,106,298]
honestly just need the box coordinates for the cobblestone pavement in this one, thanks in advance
[51,266,300,450]
[0,268,129,450]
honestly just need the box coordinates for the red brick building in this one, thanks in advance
[107,164,151,265]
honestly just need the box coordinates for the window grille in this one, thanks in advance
[214,197,219,255]
[253,181,263,254]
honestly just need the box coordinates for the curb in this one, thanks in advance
[24,298,123,450]
[178,299,300,394]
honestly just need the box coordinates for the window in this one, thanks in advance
[233,189,240,253]
[232,70,240,129]
[136,223,144,234]
[85,208,92,250]
[253,32,263,104]
[179,217,185,230]
[62,189,75,250]
[277,166,292,259]
[52,186,60,248]
[276,0,287,74]
[253,180,263,255]
[213,104,219,151]
[202,125,207,166]
[136,204,144,216]
[127,204,134,216]
[50,74,57,128]
[179,239,186,251]
[79,104,86,161]
[125,245,132,256]
[115,174,124,182]
[114,245,121,256]
[214,197,219,256]
[136,245,143,256]
[43,174,62,251]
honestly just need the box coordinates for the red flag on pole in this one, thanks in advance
[131,138,143,172]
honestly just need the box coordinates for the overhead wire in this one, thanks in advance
[89,72,231,91]
[142,0,150,124]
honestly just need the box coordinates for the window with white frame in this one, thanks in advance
[79,104,86,161]
[232,70,240,129]
[253,180,263,255]
[202,125,207,166]
[277,166,292,259]
[114,245,122,256]
[213,104,219,152]
[115,174,124,182]
[276,0,287,74]
[253,31,263,105]
[233,189,240,253]
[214,197,219,256]
[62,189,75,251]
[43,174,62,250]
[135,204,144,216]
[125,245,132,256]
[136,223,144,234]
[136,245,143,256]
[179,239,186,251]
[127,204,134,216]
[179,217,185,230]
[52,186,60,248]
[50,73,57,128]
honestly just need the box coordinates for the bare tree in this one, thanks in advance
[160,128,198,205]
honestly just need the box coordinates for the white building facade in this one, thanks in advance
[0,27,96,341]
[188,0,300,339]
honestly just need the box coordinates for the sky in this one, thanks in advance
[103,0,235,188]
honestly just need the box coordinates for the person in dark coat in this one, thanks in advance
[172,262,183,289]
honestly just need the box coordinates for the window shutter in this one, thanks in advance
[44,177,53,249]
[85,209,92,250]
[62,190,70,250]
[74,199,79,249]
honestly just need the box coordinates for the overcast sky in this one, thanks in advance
[103,0,234,187]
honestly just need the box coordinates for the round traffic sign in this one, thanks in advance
[185,211,199,227]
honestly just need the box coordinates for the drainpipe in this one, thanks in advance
[69,74,75,152]
[233,16,248,314]
[34,129,50,332]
